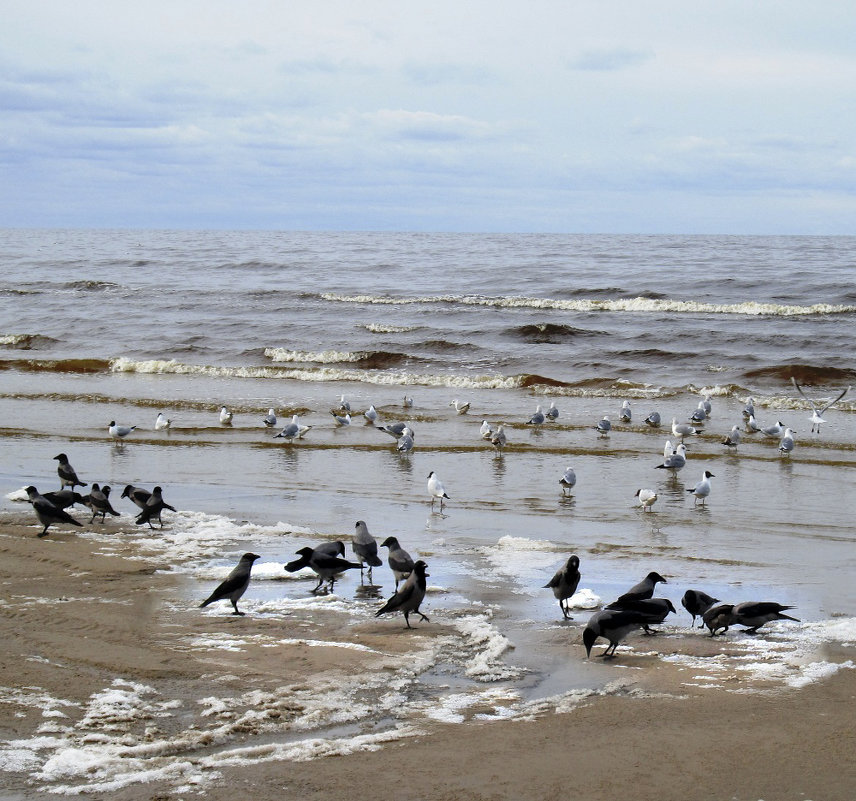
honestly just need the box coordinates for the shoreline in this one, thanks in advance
[1,514,855,799]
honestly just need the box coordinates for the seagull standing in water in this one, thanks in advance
[528,405,546,425]
[722,425,741,449]
[745,413,762,433]
[619,400,631,423]
[490,425,507,454]
[779,427,796,456]
[427,471,450,510]
[545,401,559,420]
[594,415,611,437]
[635,488,658,512]
[671,417,698,441]
[262,408,277,428]
[331,411,351,427]
[363,405,378,424]
[219,406,233,425]
[274,414,301,441]
[108,421,136,443]
[559,466,576,496]
[644,411,661,427]
[397,426,415,453]
[655,442,687,472]
[687,470,715,505]
[155,412,171,430]
[791,377,850,434]
[450,399,470,414]
[479,420,493,439]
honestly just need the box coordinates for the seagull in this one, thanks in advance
[662,438,673,459]
[528,405,546,425]
[108,421,136,442]
[375,560,430,628]
[644,411,661,427]
[490,425,507,454]
[427,471,450,510]
[655,442,687,472]
[689,402,707,424]
[559,466,577,496]
[543,555,581,620]
[791,377,850,434]
[761,420,785,438]
[731,601,800,634]
[199,553,261,615]
[376,422,408,439]
[25,485,83,537]
[155,412,171,430]
[779,427,796,456]
[363,405,378,424]
[262,408,277,428]
[701,395,713,416]
[219,406,233,425]
[635,488,658,512]
[53,453,87,490]
[84,483,120,523]
[380,535,415,590]
[450,399,470,414]
[331,411,351,427]
[545,401,559,420]
[619,400,631,423]
[403,395,413,408]
[687,470,715,505]
[594,415,611,437]
[745,413,762,433]
[479,420,493,439]
[352,520,383,581]
[742,397,755,419]
[397,426,415,453]
[722,425,741,449]
[134,485,176,529]
[583,609,647,659]
[671,417,698,440]
[681,589,720,628]
[613,571,667,605]
[338,395,351,412]
[274,414,301,441]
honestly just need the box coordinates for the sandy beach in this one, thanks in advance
[2,513,854,800]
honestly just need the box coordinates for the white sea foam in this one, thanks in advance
[321,293,856,317]
[362,323,416,333]
[109,357,523,390]
[451,615,520,681]
[4,487,29,502]
[0,333,32,345]
[263,348,376,364]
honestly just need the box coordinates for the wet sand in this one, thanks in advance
[1,514,855,800]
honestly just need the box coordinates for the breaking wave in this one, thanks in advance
[263,348,410,368]
[321,293,856,317]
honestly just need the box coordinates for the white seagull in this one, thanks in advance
[791,377,850,434]
[363,404,378,424]
[479,420,493,439]
[262,408,277,428]
[559,467,577,496]
[594,415,611,437]
[545,401,559,420]
[219,406,233,425]
[671,417,698,440]
[154,412,171,430]
[427,471,450,510]
[779,427,796,456]
[619,400,631,423]
[687,470,715,505]
[449,399,470,414]
[490,425,507,454]
[722,425,741,449]
[635,488,658,512]
[331,411,351,427]
[274,414,301,441]
[528,405,545,425]
[108,421,136,442]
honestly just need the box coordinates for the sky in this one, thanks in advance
[2,1,855,234]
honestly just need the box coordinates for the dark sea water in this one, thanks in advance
[2,228,856,790]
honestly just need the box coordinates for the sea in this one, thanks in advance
[1,228,855,792]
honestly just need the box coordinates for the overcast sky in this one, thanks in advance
[2,1,855,233]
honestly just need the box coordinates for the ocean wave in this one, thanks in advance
[321,293,856,317]
[742,364,856,384]
[0,333,59,349]
[65,280,124,292]
[361,323,417,333]
[263,348,410,368]
[511,323,605,343]
[0,357,109,373]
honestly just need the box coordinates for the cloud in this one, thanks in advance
[568,47,654,71]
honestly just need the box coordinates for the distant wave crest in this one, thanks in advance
[263,348,409,368]
[0,333,60,349]
[322,293,856,317]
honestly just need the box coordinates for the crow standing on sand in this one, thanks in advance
[134,486,176,529]
[84,483,121,523]
[25,485,83,538]
[199,552,261,615]
[544,554,581,620]
[376,560,430,629]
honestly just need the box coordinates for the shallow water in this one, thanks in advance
[2,230,855,791]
